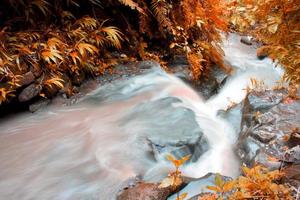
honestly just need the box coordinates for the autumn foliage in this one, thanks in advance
[0,0,229,105]
[203,166,293,200]
[228,0,300,85]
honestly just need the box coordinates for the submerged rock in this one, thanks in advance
[29,99,51,113]
[237,89,300,169]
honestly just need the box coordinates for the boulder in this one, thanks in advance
[29,99,51,112]
[240,36,253,46]
[19,71,35,87]
[18,83,42,102]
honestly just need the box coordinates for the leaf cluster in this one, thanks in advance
[203,165,293,200]
[228,0,300,85]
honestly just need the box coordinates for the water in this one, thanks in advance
[0,34,284,200]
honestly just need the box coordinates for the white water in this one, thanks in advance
[0,34,284,200]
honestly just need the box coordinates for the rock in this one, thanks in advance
[240,36,253,46]
[168,173,233,200]
[18,84,42,102]
[19,71,35,87]
[29,99,51,112]
[117,183,173,200]
[171,63,228,100]
[282,146,300,164]
[120,97,209,163]
[135,60,161,69]
[251,128,276,143]
[149,133,209,163]
[237,89,300,169]
[245,90,286,111]
[195,65,228,99]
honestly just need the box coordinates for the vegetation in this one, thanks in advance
[228,0,300,85]
[162,155,294,200]
[0,0,229,105]
[204,166,293,200]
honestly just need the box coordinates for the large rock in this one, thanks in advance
[19,71,35,87]
[117,183,173,200]
[18,83,42,102]
[170,61,228,99]
[120,97,209,163]
[29,99,51,112]
[237,89,300,169]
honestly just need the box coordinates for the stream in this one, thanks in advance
[0,34,284,200]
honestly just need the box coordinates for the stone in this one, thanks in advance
[245,90,286,111]
[18,84,42,102]
[29,99,51,112]
[237,89,300,170]
[135,60,161,69]
[240,36,253,46]
[282,146,300,164]
[117,183,173,200]
[19,71,35,87]
[251,128,276,143]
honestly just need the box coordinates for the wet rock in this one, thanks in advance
[245,90,286,111]
[135,60,161,69]
[149,133,209,163]
[168,173,232,200]
[18,84,42,102]
[237,136,261,166]
[117,183,173,200]
[237,89,300,169]
[19,71,35,87]
[195,65,228,99]
[251,128,276,143]
[29,99,51,112]
[120,97,209,163]
[240,36,253,46]
[282,146,300,164]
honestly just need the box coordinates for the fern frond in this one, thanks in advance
[151,0,173,31]
[100,26,123,49]
[89,0,102,7]
[31,0,51,16]
[41,48,64,64]
[75,16,98,30]
[76,42,98,58]
[118,0,145,14]
[44,77,64,89]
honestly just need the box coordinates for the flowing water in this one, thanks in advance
[0,34,284,200]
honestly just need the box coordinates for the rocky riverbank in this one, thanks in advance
[117,88,300,200]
